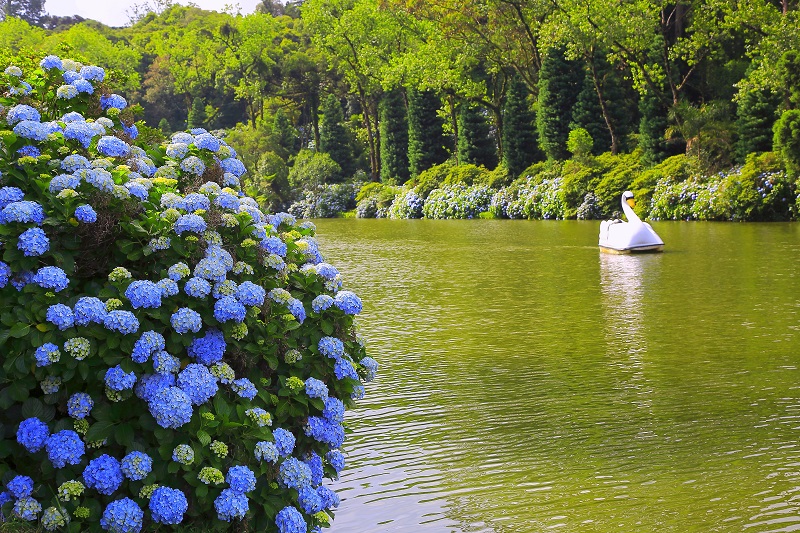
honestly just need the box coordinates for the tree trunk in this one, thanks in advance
[588,60,620,154]
[359,90,379,181]
[447,94,459,164]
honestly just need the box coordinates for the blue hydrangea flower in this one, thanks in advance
[61,111,85,123]
[167,262,190,281]
[216,192,240,210]
[212,279,238,299]
[278,457,312,490]
[334,290,363,314]
[41,506,68,530]
[17,145,40,157]
[67,392,93,419]
[304,452,323,486]
[1,200,45,225]
[13,120,49,141]
[183,193,210,212]
[323,397,345,423]
[97,135,130,157]
[103,310,140,334]
[254,441,279,463]
[131,331,165,363]
[352,384,365,400]
[13,496,41,521]
[223,172,240,188]
[360,356,378,381]
[172,444,194,464]
[100,498,143,533]
[33,266,69,292]
[0,261,10,288]
[7,475,34,498]
[125,280,162,309]
[334,358,358,381]
[83,454,123,495]
[61,154,90,172]
[231,378,257,400]
[149,487,188,524]
[174,214,207,235]
[318,337,344,360]
[148,387,193,428]
[220,157,246,177]
[187,328,225,365]
[126,182,148,201]
[184,276,212,299]
[73,78,93,94]
[17,417,49,453]
[45,430,85,468]
[120,451,152,481]
[317,486,340,509]
[0,186,24,209]
[287,298,306,323]
[304,377,329,400]
[193,133,220,152]
[63,121,96,147]
[305,416,345,448]
[261,236,287,257]
[298,486,323,514]
[84,168,114,192]
[193,257,227,283]
[170,307,202,334]
[80,65,105,81]
[226,466,256,494]
[311,295,334,313]
[166,143,189,159]
[214,488,248,522]
[56,84,78,99]
[100,93,127,110]
[40,55,62,70]
[46,303,74,330]
[157,278,179,296]
[236,281,265,306]
[134,373,175,402]
[74,296,107,325]
[214,296,246,323]
[153,350,180,375]
[123,122,138,139]
[326,450,346,473]
[315,263,339,280]
[273,428,296,457]
[48,173,81,193]
[275,506,306,533]
[177,363,218,405]
[6,104,40,125]
[105,365,137,391]
[75,204,97,223]
[180,155,205,176]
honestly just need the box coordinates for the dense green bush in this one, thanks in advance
[629,154,699,217]
[355,182,399,218]
[0,55,375,532]
[421,184,494,219]
[286,150,341,191]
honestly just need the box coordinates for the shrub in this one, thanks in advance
[405,160,455,200]
[774,109,800,179]
[0,55,375,532]
[421,184,494,219]
[287,183,358,218]
[287,149,341,190]
[630,154,698,217]
[386,188,423,219]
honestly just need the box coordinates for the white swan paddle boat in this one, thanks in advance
[599,191,664,254]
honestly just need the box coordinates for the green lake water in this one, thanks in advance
[314,219,800,533]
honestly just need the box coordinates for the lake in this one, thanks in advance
[314,219,800,533]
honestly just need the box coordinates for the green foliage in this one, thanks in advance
[407,89,449,177]
[777,50,800,108]
[567,128,593,163]
[405,160,455,200]
[638,88,669,166]
[502,75,540,178]
[272,108,298,156]
[570,68,609,155]
[456,103,497,169]
[319,94,354,181]
[251,151,291,212]
[0,53,373,532]
[736,87,781,162]
[186,96,207,130]
[287,149,341,190]
[379,88,410,184]
[773,109,800,179]
[537,47,579,161]
[157,117,171,135]
[630,154,700,217]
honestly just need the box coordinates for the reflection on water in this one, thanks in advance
[314,220,800,533]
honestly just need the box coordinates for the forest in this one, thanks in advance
[1,0,800,221]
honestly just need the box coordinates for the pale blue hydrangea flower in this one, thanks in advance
[149,487,188,524]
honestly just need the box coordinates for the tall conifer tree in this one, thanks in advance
[407,89,449,177]
[379,88,410,183]
[639,89,668,166]
[735,88,780,162]
[457,103,497,169]
[319,93,354,181]
[502,76,540,177]
[187,97,207,130]
[537,47,580,160]
[571,69,611,155]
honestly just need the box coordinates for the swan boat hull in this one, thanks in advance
[599,243,664,254]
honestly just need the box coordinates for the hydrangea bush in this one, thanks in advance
[0,55,376,532]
